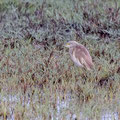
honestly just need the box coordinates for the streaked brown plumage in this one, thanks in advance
[65,41,94,70]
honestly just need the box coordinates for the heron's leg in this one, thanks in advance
[78,67,88,83]
[78,67,83,74]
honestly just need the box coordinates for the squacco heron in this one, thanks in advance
[64,41,94,70]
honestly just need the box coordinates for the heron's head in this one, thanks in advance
[64,41,79,48]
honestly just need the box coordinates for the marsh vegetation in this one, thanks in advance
[0,0,120,119]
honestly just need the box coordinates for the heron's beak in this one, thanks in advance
[64,43,70,48]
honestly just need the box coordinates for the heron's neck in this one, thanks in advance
[69,47,74,55]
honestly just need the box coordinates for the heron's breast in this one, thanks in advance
[69,50,83,67]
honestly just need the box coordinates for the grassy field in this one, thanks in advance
[0,0,120,119]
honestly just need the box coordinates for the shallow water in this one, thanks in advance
[1,94,119,120]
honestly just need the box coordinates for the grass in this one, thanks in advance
[0,0,120,119]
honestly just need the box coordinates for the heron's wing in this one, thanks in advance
[75,46,93,70]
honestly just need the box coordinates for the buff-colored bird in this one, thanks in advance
[64,41,94,70]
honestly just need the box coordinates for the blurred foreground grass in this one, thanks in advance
[0,0,120,119]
